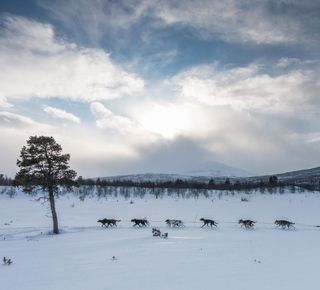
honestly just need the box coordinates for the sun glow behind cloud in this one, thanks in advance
[138,104,190,139]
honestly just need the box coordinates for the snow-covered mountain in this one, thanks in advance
[99,161,255,182]
[99,163,320,185]
[184,161,255,178]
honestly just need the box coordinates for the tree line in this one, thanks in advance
[74,175,320,193]
[0,174,12,186]
[3,172,318,193]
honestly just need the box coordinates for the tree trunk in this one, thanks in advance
[49,187,59,234]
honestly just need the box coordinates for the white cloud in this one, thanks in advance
[154,0,320,46]
[276,57,301,68]
[276,57,318,68]
[43,106,81,124]
[174,61,320,118]
[0,95,13,108]
[90,102,137,132]
[41,0,320,47]
[0,15,144,102]
[0,111,52,131]
[90,102,113,119]
[39,0,151,42]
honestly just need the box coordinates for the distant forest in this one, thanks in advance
[0,174,11,186]
[70,175,319,199]
[1,173,319,199]
[76,175,319,191]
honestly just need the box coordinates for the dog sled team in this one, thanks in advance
[98,217,296,229]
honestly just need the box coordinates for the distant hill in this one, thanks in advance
[99,161,255,182]
[247,166,320,184]
[99,164,320,185]
[184,161,255,178]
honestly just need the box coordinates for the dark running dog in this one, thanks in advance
[131,218,149,227]
[238,219,256,229]
[274,220,295,229]
[165,219,185,227]
[200,218,218,228]
[98,219,121,227]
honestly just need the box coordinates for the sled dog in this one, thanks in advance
[98,219,121,227]
[200,218,218,228]
[165,219,185,227]
[274,220,295,229]
[131,218,149,227]
[238,219,256,229]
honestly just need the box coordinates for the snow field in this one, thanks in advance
[1,189,320,290]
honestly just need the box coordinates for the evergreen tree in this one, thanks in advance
[269,175,278,184]
[12,136,79,234]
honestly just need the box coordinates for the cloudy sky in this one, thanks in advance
[1,0,320,178]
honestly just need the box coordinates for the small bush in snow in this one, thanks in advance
[241,197,249,202]
[7,187,16,198]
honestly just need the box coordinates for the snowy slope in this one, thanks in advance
[1,188,320,290]
[185,161,255,177]
[99,161,256,182]
[257,166,320,183]
[101,165,320,186]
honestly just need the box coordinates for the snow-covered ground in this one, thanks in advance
[1,188,320,290]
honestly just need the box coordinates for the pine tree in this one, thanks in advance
[12,136,79,234]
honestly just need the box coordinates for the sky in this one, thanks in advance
[1,0,320,178]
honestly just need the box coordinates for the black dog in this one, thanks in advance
[200,218,218,228]
[238,219,256,229]
[131,218,149,227]
[98,219,121,227]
